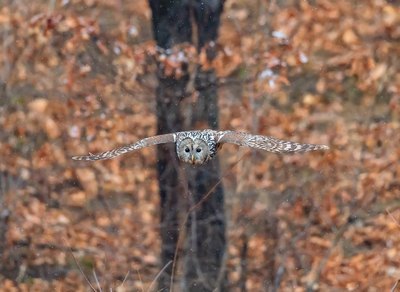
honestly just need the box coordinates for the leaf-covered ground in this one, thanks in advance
[0,0,399,290]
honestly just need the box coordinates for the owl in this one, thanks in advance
[72,129,329,165]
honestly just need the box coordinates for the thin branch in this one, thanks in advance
[391,279,400,292]
[93,269,103,292]
[69,247,97,292]
[386,208,400,228]
[118,271,130,290]
[148,260,173,292]
[213,247,228,292]
[170,152,250,292]
[136,269,144,292]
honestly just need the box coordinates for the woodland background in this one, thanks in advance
[1,0,400,291]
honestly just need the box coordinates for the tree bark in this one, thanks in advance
[185,5,226,288]
[155,75,188,290]
[184,68,226,291]
[148,1,226,290]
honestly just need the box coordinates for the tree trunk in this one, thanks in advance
[148,0,226,290]
[183,68,226,291]
[156,75,188,290]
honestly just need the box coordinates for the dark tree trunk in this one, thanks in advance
[184,68,226,291]
[148,0,226,290]
[149,0,192,49]
[155,75,188,290]
[149,1,192,289]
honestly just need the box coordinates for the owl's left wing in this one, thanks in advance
[72,133,176,161]
[216,131,329,154]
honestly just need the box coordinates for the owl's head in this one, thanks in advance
[177,137,210,165]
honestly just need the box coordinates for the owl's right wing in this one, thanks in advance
[72,133,176,161]
[217,131,329,154]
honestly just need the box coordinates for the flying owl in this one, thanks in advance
[72,129,329,165]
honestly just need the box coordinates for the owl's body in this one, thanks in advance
[72,129,329,165]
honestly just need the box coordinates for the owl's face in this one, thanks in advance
[177,138,210,165]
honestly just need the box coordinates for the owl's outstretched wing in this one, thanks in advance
[217,131,329,154]
[72,133,176,161]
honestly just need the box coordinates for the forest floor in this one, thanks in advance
[0,0,400,291]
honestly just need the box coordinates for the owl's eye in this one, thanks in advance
[196,148,202,153]
[185,147,190,153]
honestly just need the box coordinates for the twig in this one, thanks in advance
[118,271,130,290]
[213,248,228,292]
[169,152,249,292]
[386,208,400,227]
[69,247,97,292]
[305,213,362,292]
[148,260,172,292]
[93,269,102,292]
[136,269,144,292]
[273,265,285,292]
[391,279,400,292]
[186,195,213,290]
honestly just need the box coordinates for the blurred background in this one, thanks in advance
[0,0,399,291]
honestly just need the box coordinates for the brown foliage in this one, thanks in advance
[0,0,399,290]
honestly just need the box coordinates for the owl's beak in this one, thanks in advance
[190,154,195,164]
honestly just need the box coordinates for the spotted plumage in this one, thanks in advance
[72,129,329,165]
